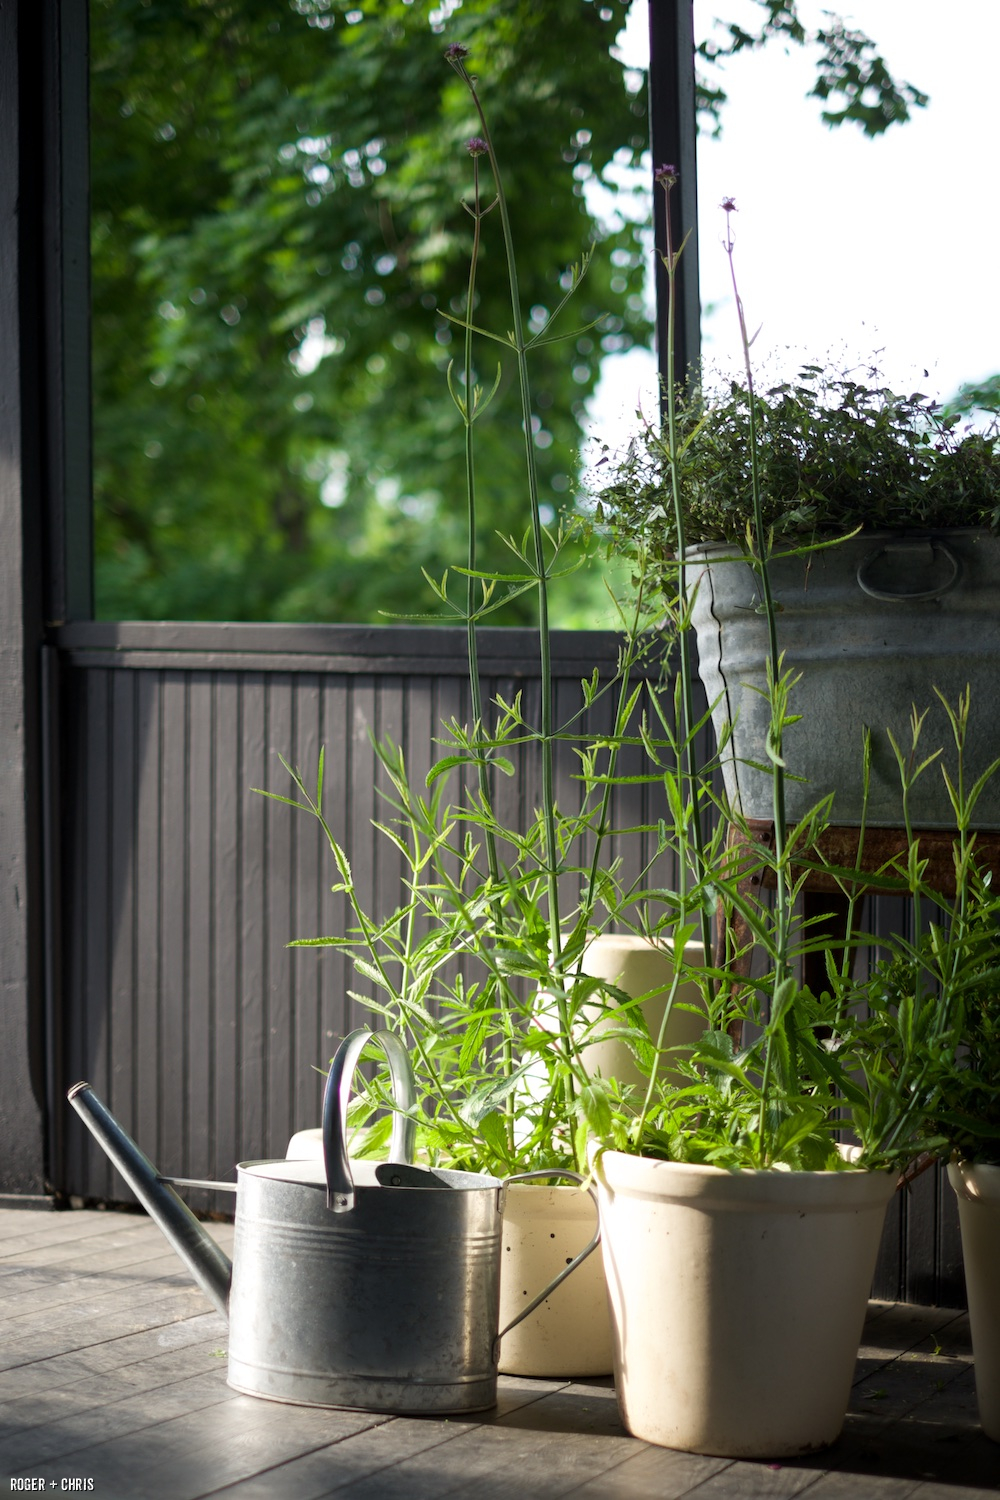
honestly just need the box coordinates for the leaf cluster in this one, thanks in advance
[854,895,1000,1168]
[90,0,650,626]
[597,370,1000,570]
[262,652,671,1178]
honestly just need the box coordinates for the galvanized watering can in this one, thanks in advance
[67,1027,598,1415]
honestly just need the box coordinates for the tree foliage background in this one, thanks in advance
[92,0,655,623]
[91,0,926,625]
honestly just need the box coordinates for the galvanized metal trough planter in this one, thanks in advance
[690,529,1000,828]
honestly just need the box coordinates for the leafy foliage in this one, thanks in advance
[947,374,1000,420]
[597,371,1000,565]
[91,0,650,624]
[91,0,926,626]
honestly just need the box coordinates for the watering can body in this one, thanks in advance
[227,1155,505,1412]
[68,1028,598,1415]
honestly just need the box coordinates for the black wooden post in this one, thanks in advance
[1,0,48,1199]
[648,0,700,389]
[0,0,89,1201]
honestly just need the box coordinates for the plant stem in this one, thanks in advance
[722,206,790,1163]
[460,145,514,1141]
[454,60,571,1094]
[660,175,712,964]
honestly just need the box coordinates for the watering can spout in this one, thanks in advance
[67,1082,233,1319]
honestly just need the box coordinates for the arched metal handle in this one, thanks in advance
[493,1169,601,1360]
[323,1028,417,1213]
[856,539,960,603]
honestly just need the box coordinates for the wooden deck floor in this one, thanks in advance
[0,1207,996,1500]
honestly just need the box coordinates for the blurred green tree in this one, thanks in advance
[92,0,654,624]
[91,0,923,624]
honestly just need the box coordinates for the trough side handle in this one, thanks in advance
[323,1028,418,1213]
[856,539,961,603]
[493,1168,601,1360]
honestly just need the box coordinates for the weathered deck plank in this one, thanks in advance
[0,1208,996,1500]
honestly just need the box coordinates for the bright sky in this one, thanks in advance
[587,0,1000,454]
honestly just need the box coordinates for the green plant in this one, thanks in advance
[588,190,1000,1175]
[850,694,1000,1170]
[260,46,666,1176]
[262,76,1000,1185]
[597,369,1000,580]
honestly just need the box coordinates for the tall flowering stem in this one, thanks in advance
[720,199,787,860]
[720,199,793,1154]
[446,47,570,1062]
[458,136,504,898]
[456,132,516,1132]
[628,165,715,1140]
[656,167,713,968]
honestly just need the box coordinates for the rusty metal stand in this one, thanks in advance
[715,819,1000,1016]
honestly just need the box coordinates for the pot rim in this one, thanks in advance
[592,1146,895,1211]
[947,1159,1000,1203]
[689,525,994,563]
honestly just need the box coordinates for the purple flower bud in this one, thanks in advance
[444,43,469,61]
[654,163,678,186]
[721,195,737,213]
[465,137,488,157]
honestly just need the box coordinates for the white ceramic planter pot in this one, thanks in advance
[284,1135,612,1378]
[497,1182,611,1377]
[948,1160,1000,1441]
[593,1149,895,1458]
[495,934,705,1378]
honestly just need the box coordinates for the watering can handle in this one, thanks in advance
[323,1028,417,1213]
[494,1169,601,1356]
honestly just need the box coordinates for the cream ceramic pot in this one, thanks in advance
[948,1160,1000,1440]
[594,1148,895,1458]
[572,934,707,1090]
[496,1182,611,1377]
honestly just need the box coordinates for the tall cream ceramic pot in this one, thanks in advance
[593,1149,895,1458]
[574,934,706,1091]
[948,1161,1000,1441]
[504,933,707,1377]
[496,1183,610,1376]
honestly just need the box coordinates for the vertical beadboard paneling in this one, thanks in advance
[373,675,407,1028]
[134,672,162,1175]
[82,667,111,1198]
[212,672,241,1182]
[289,674,325,1136]
[107,670,136,1141]
[265,674,295,1155]
[318,674,352,1082]
[62,667,88,1193]
[346,675,379,1032]
[159,672,187,1178]
[240,673,267,1159]
[185,673,215,1212]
